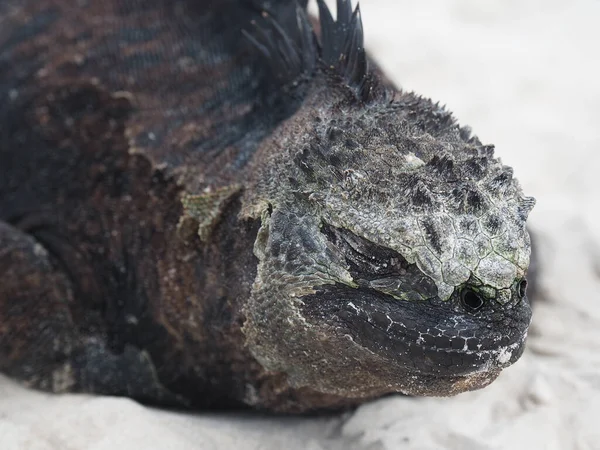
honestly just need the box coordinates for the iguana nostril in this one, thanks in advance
[518,279,528,298]
[461,289,484,311]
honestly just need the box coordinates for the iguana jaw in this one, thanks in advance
[298,283,531,377]
[243,281,530,398]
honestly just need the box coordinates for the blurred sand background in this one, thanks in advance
[1,0,599,449]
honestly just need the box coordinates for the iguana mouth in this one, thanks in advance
[298,283,531,378]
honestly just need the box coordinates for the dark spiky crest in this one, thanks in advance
[242,3,316,85]
[316,0,369,97]
[244,0,374,101]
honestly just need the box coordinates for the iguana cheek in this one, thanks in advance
[242,205,356,372]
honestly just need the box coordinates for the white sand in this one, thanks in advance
[2,0,599,449]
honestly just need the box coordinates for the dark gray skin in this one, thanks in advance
[0,0,534,412]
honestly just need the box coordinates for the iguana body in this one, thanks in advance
[0,0,534,412]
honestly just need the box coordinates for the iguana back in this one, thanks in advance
[0,0,299,409]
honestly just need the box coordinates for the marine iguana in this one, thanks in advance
[0,0,535,412]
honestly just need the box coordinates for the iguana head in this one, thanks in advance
[240,0,534,401]
[241,85,534,399]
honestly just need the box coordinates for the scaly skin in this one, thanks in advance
[0,0,534,412]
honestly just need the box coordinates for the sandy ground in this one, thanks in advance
[1,0,599,449]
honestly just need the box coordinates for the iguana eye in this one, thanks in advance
[518,279,528,298]
[461,288,485,311]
